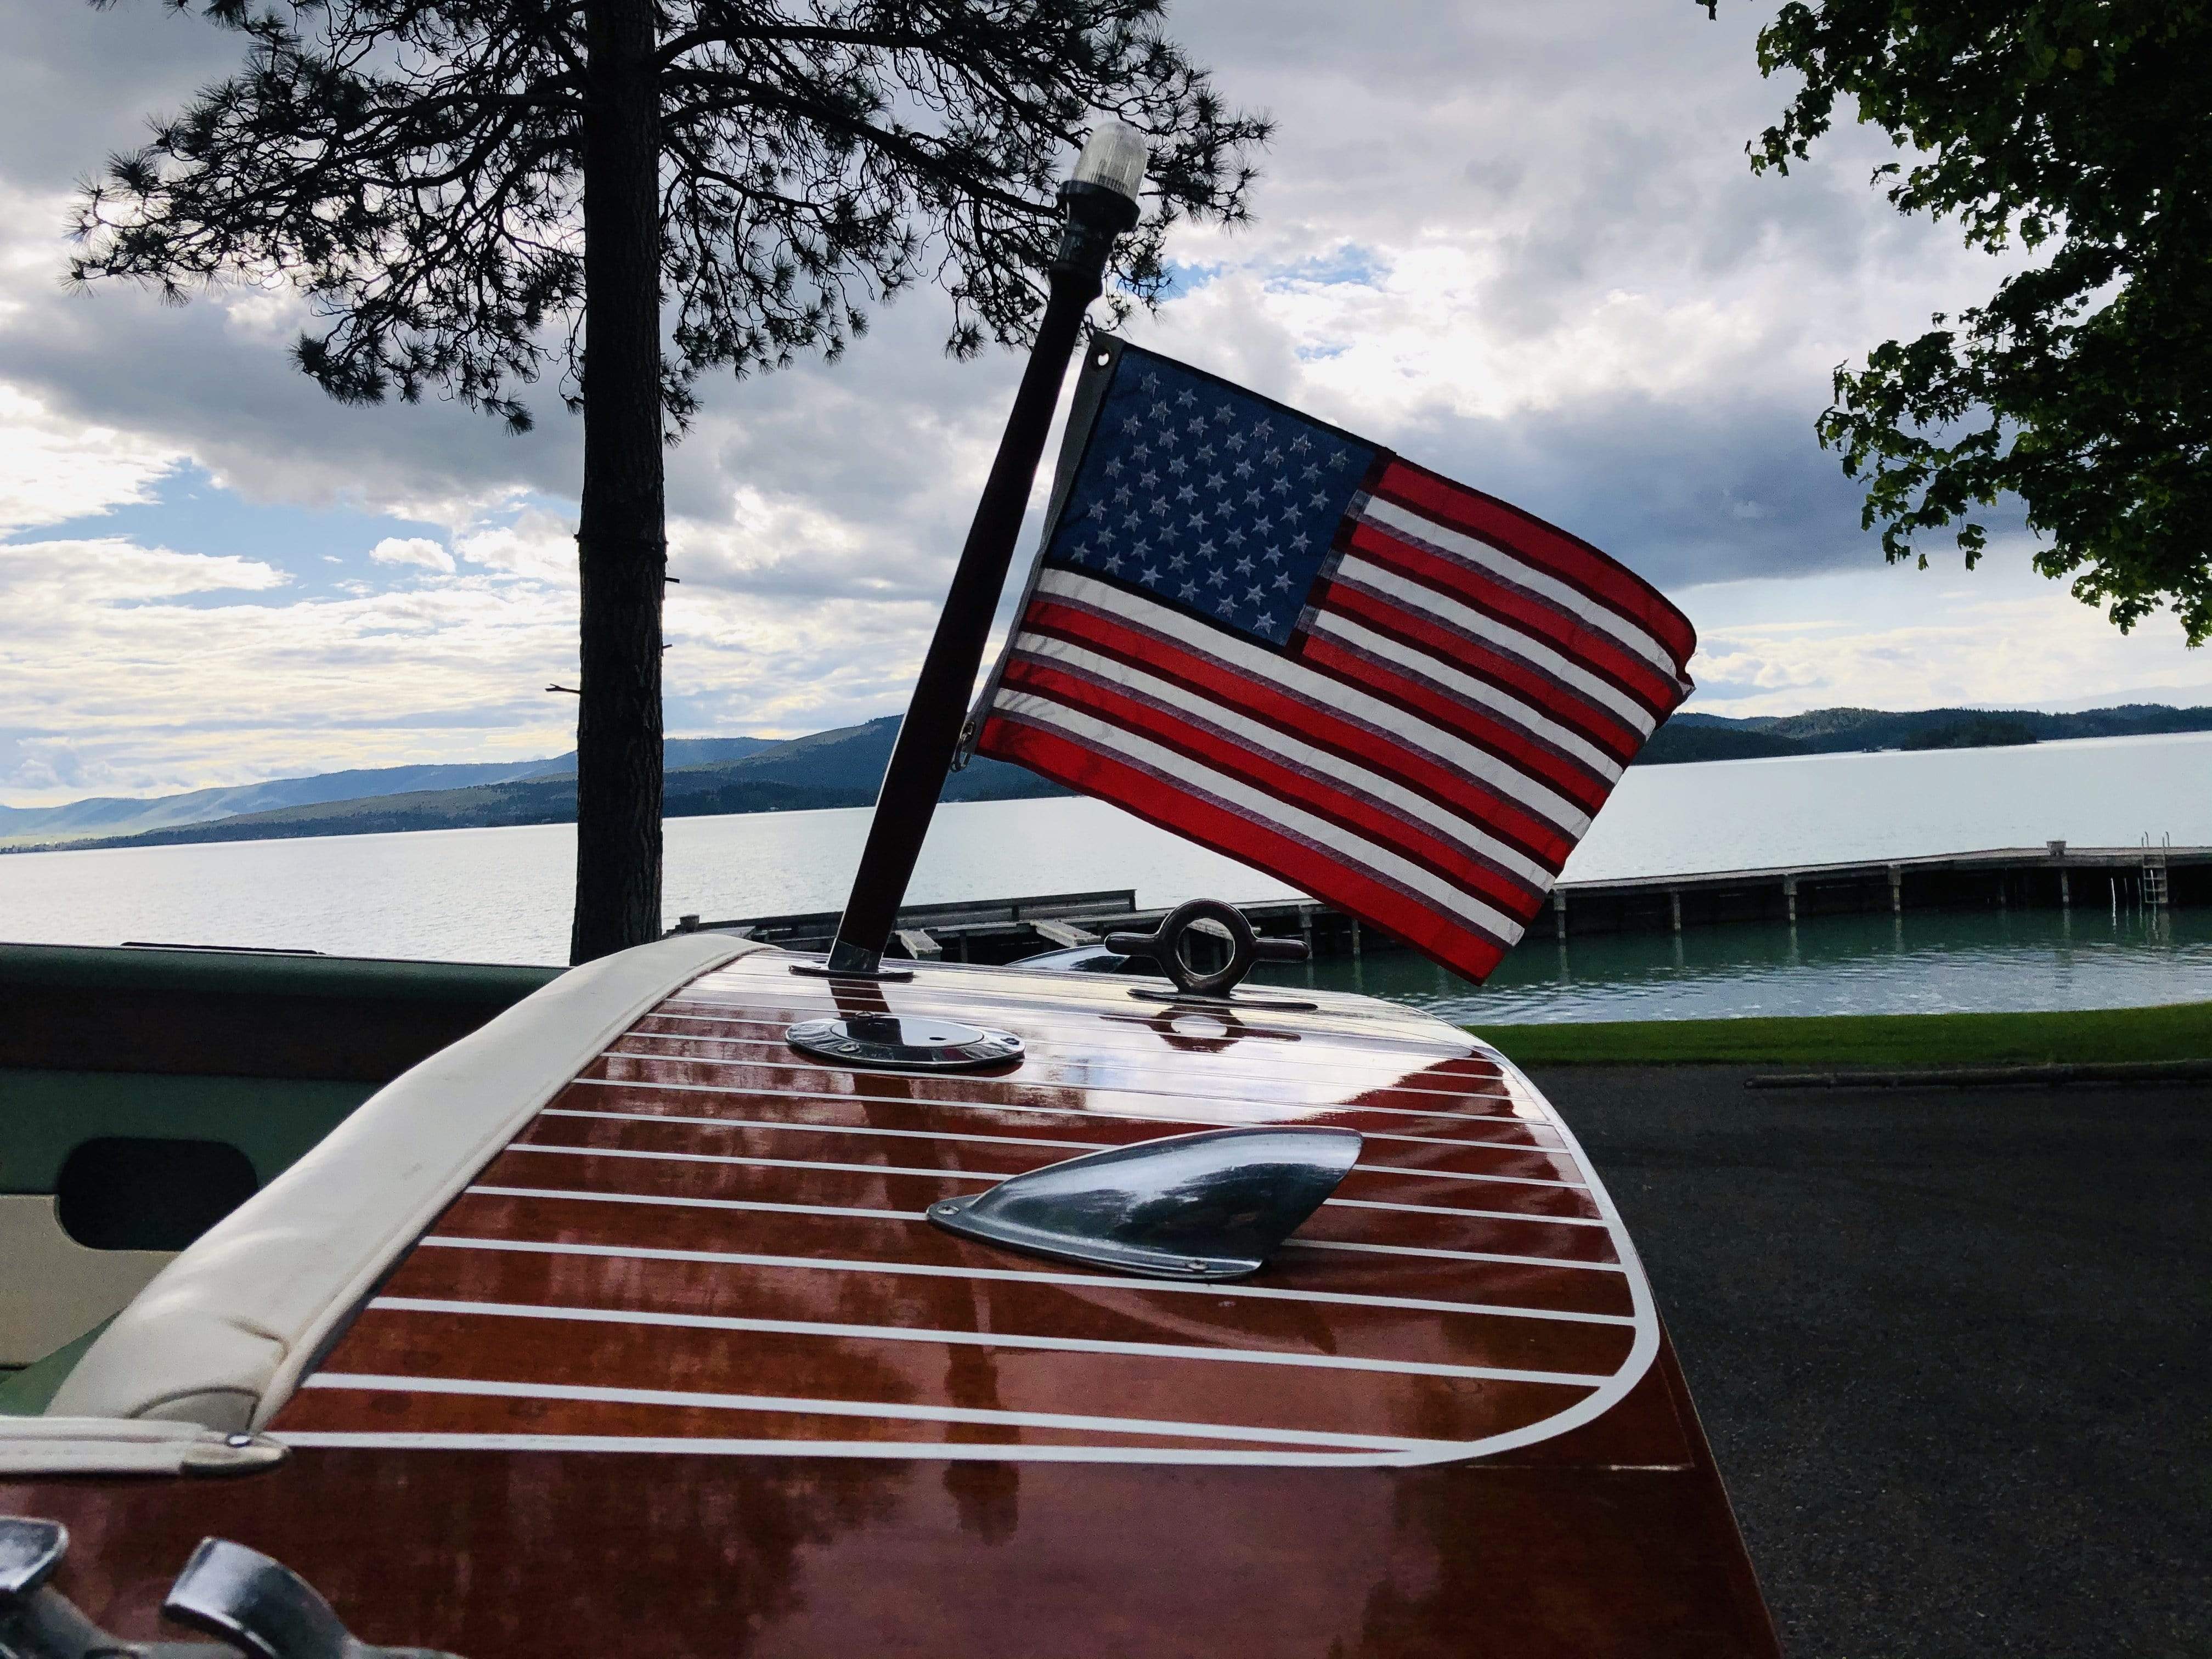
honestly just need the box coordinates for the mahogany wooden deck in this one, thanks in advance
[3,954,1780,1656]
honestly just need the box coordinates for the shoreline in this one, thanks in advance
[1472,998,2212,1067]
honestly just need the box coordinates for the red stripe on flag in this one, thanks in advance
[1345,520,1685,716]
[978,715,1513,981]
[1022,597,1601,838]
[998,655,1549,918]
[1306,583,1645,770]
[1370,459,1696,669]
[1017,596,1583,864]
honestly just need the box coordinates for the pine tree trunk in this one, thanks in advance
[571,0,665,965]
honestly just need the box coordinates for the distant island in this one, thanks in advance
[5,702,2209,854]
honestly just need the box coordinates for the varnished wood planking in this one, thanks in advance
[281,955,1649,1463]
[433,1190,1635,1308]
[0,1418,1781,1657]
[581,1058,1555,1126]
[377,1240,1639,1376]
[301,1305,1597,1447]
[548,1081,1574,1150]
[525,1097,1593,1182]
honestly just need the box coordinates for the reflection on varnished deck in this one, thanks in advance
[275,954,1654,1463]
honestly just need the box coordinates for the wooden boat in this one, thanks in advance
[1,929,1779,1656]
[4,126,1769,1652]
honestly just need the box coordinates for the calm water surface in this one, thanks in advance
[1266,906,2212,1023]
[3,732,2206,1018]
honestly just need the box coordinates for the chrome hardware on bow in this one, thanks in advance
[928,1126,1362,1280]
[0,1517,64,1601]
[166,1536,459,1659]
[786,1013,1024,1073]
[0,1519,462,1659]
[1106,898,1311,1004]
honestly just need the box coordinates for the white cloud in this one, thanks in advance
[0,539,577,803]
[0,383,184,533]
[0,535,284,605]
[1679,550,2212,715]
[368,535,456,573]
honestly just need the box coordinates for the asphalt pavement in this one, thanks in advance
[1529,1065,2210,1659]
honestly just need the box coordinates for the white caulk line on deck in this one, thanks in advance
[687,964,1474,1042]
[465,1184,930,1222]
[573,1071,1553,1131]
[506,1142,1004,1182]
[270,1432,1420,1466]
[546,1101,1579,1161]
[541,1106,1096,1154]
[300,1373,1452,1452]
[365,1295,1613,1387]
[508,1137,1589,1192]
[661,992,1481,1056]
[1322,1194,1600,1222]
[667,1002,1488,1071]
[462,1184,1617,1259]
[602,1039,1508,1104]
[416,1234,1637,1327]
[630,1013,1485,1074]
[1280,1239,1624,1274]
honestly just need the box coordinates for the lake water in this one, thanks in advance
[1268,906,2212,1024]
[2,731,2207,1018]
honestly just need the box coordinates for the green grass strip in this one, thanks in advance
[1468,1000,2212,1068]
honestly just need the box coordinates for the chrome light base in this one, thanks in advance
[787,1014,1023,1072]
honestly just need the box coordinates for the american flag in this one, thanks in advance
[966,341,1695,983]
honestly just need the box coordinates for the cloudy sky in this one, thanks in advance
[2,1,2204,808]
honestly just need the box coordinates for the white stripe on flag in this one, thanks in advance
[1329,555,1660,737]
[1008,634,1557,891]
[1357,494,1684,681]
[1302,608,1637,788]
[1296,612,1623,785]
[994,689,1531,946]
[1026,570,1594,838]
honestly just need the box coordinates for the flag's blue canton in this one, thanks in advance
[1044,348,1381,647]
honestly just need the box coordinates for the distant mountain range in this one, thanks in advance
[0,720,1060,851]
[5,702,2208,853]
[1639,703,2212,765]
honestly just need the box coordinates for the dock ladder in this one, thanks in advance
[2141,833,2171,907]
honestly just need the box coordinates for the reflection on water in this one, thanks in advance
[1255,905,2212,1024]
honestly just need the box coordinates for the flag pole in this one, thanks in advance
[810,125,1149,978]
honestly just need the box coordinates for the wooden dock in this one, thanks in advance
[670,840,2207,967]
